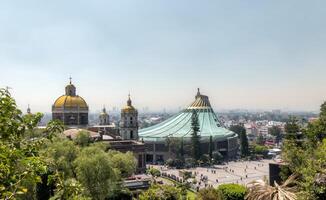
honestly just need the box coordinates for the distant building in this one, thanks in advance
[99,106,109,125]
[52,78,89,126]
[139,89,238,164]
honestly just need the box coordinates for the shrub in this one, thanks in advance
[198,188,220,200]
[217,184,247,200]
[139,184,181,200]
[184,158,197,168]
[147,167,161,177]
[212,151,223,164]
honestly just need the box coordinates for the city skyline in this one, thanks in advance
[1,1,326,112]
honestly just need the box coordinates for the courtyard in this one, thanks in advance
[150,159,275,189]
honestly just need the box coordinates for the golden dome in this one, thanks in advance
[121,94,137,113]
[122,105,136,112]
[53,95,88,108]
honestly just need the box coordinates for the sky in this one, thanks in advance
[0,0,326,113]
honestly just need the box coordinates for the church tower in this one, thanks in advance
[27,104,31,115]
[99,106,109,125]
[119,94,138,140]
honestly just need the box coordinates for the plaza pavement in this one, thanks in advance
[150,159,276,189]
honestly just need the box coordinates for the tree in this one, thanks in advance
[251,144,268,158]
[268,126,282,144]
[304,102,326,143]
[42,137,79,179]
[0,89,48,200]
[198,188,220,200]
[209,135,213,160]
[256,134,265,145]
[74,145,119,200]
[139,184,181,200]
[212,151,223,164]
[147,167,161,177]
[191,110,201,161]
[284,117,301,141]
[246,174,298,200]
[180,138,184,159]
[217,184,247,200]
[280,102,326,199]
[74,131,91,147]
[230,125,249,157]
[107,150,136,178]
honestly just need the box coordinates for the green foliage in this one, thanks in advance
[284,117,301,141]
[268,126,282,144]
[107,150,136,178]
[147,167,161,177]
[41,137,79,179]
[139,184,182,200]
[200,154,210,165]
[184,158,197,168]
[0,88,25,139]
[251,144,268,158]
[198,188,220,200]
[74,145,119,200]
[281,102,326,199]
[45,120,64,140]
[0,89,47,200]
[256,134,264,145]
[180,171,192,181]
[0,88,138,199]
[209,135,213,159]
[166,158,184,169]
[212,151,223,164]
[230,125,249,157]
[49,177,90,200]
[74,131,91,147]
[191,110,201,161]
[217,184,247,200]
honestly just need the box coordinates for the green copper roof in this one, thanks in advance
[139,89,236,142]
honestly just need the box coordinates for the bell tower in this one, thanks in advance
[99,106,109,125]
[119,94,138,140]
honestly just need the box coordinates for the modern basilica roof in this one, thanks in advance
[139,89,236,142]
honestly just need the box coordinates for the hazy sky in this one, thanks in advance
[1,0,326,113]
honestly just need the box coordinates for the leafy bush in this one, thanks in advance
[74,131,91,147]
[212,151,223,164]
[184,158,197,168]
[251,145,268,158]
[198,187,220,200]
[166,158,184,168]
[217,184,247,200]
[139,184,181,200]
[147,167,161,177]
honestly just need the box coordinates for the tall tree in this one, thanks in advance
[305,102,326,143]
[0,88,49,200]
[256,134,265,145]
[74,145,118,200]
[268,126,282,144]
[230,125,249,157]
[180,138,184,159]
[284,116,301,141]
[209,135,213,160]
[191,110,201,161]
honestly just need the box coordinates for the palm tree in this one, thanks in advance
[246,174,298,200]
